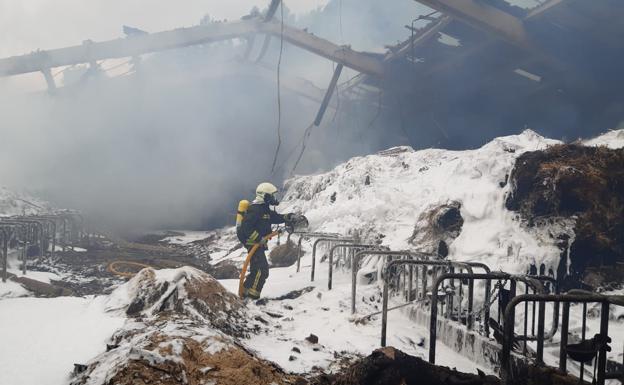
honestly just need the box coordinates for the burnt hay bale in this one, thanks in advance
[506,144,624,286]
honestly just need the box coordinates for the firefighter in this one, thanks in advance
[238,182,299,299]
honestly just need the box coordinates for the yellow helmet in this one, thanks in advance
[256,182,280,205]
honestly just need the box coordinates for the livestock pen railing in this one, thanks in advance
[0,212,84,281]
[327,243,379,290]
[501,291,624,385]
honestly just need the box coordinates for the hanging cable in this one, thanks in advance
[331,78,341,124]
[272,121,313,176]
[101,58,133,73]
[290,122,315,176]
[358,88,383,144]
[289,63,342,175]
[52,64,77,78]
[368,90,383,130]
[270,1,285,173]
[339,0,344,44]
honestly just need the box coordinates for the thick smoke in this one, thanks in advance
[0,1,431,234]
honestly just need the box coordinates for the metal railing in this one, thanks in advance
[0,224,15,282]
[25,216,58,257]
[380,259,480,347]
[0,213,84,280]
[0,219,44,277]
[428,272,547,364]
[351,250,434,314]
[311,237,357,282]
[516,275,559,346]
[286,231,341,272]
[327,243,378,290]
[501,291,624,385]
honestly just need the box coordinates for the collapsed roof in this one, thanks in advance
[1,0,622,143]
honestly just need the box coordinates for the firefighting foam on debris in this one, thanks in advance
[1,1,624,385]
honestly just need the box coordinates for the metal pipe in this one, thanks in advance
[1,227,12,282]
[379,260,476,349]
[509,280,517,343]
[581,302,587,382]
[467,274,474,329]
[28,215,63,256]
[328,243,375,290]
[402,256,408,300]
[351,250,417,314]
[408,265,414,301]
[516,275,559,341]
[18,218,43,260]
[296,235,304,272]
[381,267,390,346]
[446,267,455,319]
[61,217,68,251]
[6,219,45,272]
[536,297,546,364]
[61,211,84,244]
[500,292,624,385]
[290,232,341,273]
[312,237,355,282]
[465,261,491,273]
[523,284,529,357]
[596,301,609,385]
[484,278,491,337]
[558,302,570,373]
[421,263,427,299]
[21,241,27,275]
[30,217,57,257]
[429,272,510,364]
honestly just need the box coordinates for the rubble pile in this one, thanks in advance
[70,267,298,385]
[311,347,498,385]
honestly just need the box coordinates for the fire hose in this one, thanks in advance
[107,260,153,278]
[238,230,280,298]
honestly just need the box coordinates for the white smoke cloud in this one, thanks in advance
[0,0,435,233]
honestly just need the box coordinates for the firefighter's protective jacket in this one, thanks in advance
[239,202,285,247]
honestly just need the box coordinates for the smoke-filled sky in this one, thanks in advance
[0,1,330,57]
[0,0,545,234]
[0,0,431,234]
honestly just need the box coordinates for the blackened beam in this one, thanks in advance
[385,16,452,62]
[414,0,571,79]
[415,0,532,49]
[0,19,385,78]
[314,63,343,126]
[264,0,282,22]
